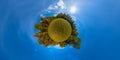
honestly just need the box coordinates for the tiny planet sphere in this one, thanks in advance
[48,18,72,42]
[34,13,81,49]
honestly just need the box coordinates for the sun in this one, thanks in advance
[69,6,77,13]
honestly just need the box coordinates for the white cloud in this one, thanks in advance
[40,0,66,17]
[47,44,64,49]
[48,0,66,10]
[57,0,65,9]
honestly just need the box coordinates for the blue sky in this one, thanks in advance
[0,0,120,60]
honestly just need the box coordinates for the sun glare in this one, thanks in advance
[69,6,77,13]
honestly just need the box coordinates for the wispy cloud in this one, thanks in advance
[40,0,66,17]
[48,0,66,10]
